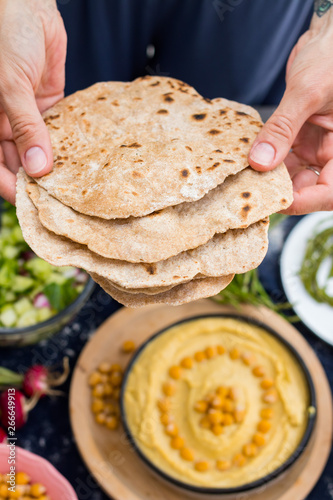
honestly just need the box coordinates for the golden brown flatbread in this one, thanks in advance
[34,77,263,219]
[27,165,291,263]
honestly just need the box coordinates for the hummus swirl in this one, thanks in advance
[124,317,310,488]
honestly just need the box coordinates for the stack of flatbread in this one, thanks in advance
[16,76,293,307]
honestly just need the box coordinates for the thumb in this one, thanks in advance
[1,85,53,177]
[248,88,310,171]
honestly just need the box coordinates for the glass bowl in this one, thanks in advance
[120,314,317,496]
[0,277,95,347]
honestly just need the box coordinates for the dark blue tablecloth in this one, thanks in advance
[0,215,332,500]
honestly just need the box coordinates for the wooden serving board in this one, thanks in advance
[69,300,332,500]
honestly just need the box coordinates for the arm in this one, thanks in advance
[248,2,333,215]
[0,0,67,204]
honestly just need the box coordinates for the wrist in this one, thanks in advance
[311,2,333,31]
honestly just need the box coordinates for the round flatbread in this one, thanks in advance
[27,165,291,263]
[90,273,234,308]
[17,169,268,290]
[34,76,263,219]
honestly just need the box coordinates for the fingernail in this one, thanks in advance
[24,147,47,174]
[250,143,275,167]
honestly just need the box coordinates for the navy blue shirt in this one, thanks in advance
[57,0,313,104]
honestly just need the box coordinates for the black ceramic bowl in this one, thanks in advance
[120,313,317,496]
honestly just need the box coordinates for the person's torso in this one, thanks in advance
[58,0,313,104]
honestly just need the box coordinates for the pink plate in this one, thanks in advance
[0,444,78,499]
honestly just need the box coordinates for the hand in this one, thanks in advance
[248,13,333,215]
[0,0,67,204]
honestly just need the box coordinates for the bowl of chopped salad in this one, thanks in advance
[0,201,95,347]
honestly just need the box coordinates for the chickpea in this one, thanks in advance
[122,340,136,353]
[106,415,119,430]
[233,453,247,467]
[194,351,206,362]
[92,384,105,398]
[243,443,258,457]
[205,346,216,359]
[15,472,31,485]
[160,413,172,426]
[262,389,278,404]
[222,399,234,413]
[180,357,193,369]
[260,408,274,419]
[88,371,102,387]
[199,416,211,429]
[162,382,176,397]
[216,459,231,471]
[180,448,194,461]
[252,366,265,377]
[170,436,185,449]
[0,485,8,496]
[195,461,210,472]
[165,423,178,437]
[242,352,255,366]
[110,363,122,372]
[228,387,240,401]
[168,365,182,379]
[30,483,47,497]
[103,383,113,396]
[216,386,229,398]
[95,412,107,425]
[229,348,240,360]
[261,378,274,390]
[223,414,234,426]
[104,402,117,415]
[157,398,171,413]
[91,398,104,414]
[208,409,223,425]
[98,362,111,373]
[257,420,271,433]
[211,396,223,409]
[110,372,122,387]
[194,400,208,413]
[253,432,266,447]
[211,424,224,436]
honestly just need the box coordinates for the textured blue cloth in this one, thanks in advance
[57,0,313,104]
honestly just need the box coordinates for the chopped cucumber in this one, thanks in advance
[25,258,54,280]
[76,284,84,294]
[0,307,17,327]
[12,276,35,293]
[37,307,54,322]
[48,272,68,285]
[0,262,18,288]
[14,297,33,316]
[3,245,20,259]
[5,291,16,302]
[16,309,38,328]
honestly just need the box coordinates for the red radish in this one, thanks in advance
[75,271,88,283]
[33,293,51,309]
[23,358,70,398]
[18,269,29,276]
[0,390,39,430]
[0,428,7,443]
[21,251,35,261]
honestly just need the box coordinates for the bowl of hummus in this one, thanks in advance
[121,315,316,494]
